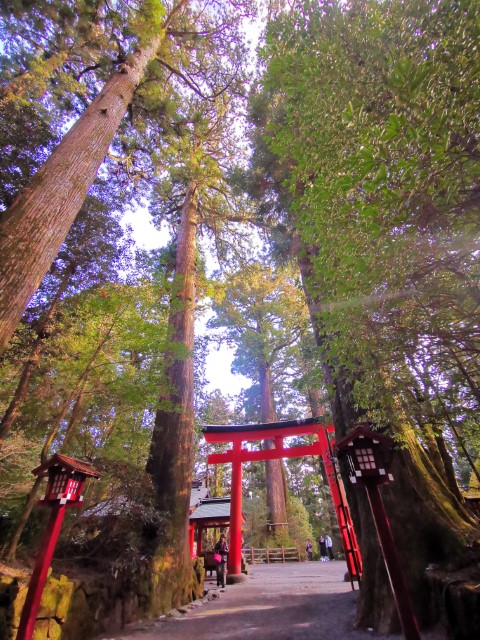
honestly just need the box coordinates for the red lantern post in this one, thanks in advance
[336,425,420,640]
[16,454,101,640]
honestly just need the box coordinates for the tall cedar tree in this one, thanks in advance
[210,264,310,540]
[145,44,251,604]
[0,0,254,353]
[0,181,129,442]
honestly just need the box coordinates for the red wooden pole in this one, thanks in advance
[188,523,195,559]
[317,428,362,586]
[17,504,66,640]
[197,525,204,556]
[365,482,421,640]
[227,441,243,578]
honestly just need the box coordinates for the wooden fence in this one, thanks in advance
[244,546,301,564]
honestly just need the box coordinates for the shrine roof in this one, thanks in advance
[190,479,210,508]
[201,416,327,434]
[189,497,245,522]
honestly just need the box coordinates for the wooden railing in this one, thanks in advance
[244,546,301,564]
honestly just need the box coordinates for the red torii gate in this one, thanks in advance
[202,417,362,587]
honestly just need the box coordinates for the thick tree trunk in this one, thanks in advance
[147,181,198,613]
[0,36,164,354]
[296,239,475,632]
[259,362,289,540]
[0,264,73,441]
[421,421,463,502]
[307,387,326,417]
[407,355,464,498]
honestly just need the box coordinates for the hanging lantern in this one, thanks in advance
[336,424,421,640]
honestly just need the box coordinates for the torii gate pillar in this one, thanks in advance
[228,441,246,582]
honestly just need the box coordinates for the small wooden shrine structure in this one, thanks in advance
[190,497,241,555]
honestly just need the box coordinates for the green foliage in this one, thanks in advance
[0,261,172,523]
[286,494,314,552]
[242,492,269,547]
[243,492,314,550]
[0,96,57,209]
[0,431,41,506]
[255,0,480,472]
[128,0,165,46]
[195,389,235,496]
[209,262,309,387]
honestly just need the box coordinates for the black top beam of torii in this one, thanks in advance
[201,415,330,434]
[201,416,334,452]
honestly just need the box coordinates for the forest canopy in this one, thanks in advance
[0,0,479,635]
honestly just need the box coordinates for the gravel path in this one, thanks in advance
[102,561,448,640]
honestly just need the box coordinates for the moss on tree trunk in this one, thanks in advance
[147,181,198,614]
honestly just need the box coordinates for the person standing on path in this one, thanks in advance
[325,534,334,560]
[305,539,313,561]
[215,533,229,587]
[318,535,328,561]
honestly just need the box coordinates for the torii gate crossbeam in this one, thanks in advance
[202,417,362,587]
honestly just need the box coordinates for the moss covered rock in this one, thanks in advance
[37,580,62,618]
[191,559,205,601]
[11,584,28,628]
[62,588,93,640]
[2,553,205,640]
[55,576,74,621]
[32,619,49,640]
[48,618,62,640]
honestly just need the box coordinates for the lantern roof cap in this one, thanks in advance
[32,453,102,478]
[336,424,394,453]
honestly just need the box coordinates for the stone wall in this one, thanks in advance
[0,559,204,640]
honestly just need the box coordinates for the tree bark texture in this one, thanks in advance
[147,181,198,613]
[296,240,475,632]
[406,356,464,498]
[307,387,326,418]
[0,264,74,441]
[0,36,163,355]
[259,362,289,539]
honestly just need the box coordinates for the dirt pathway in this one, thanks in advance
[101,562,447,640]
